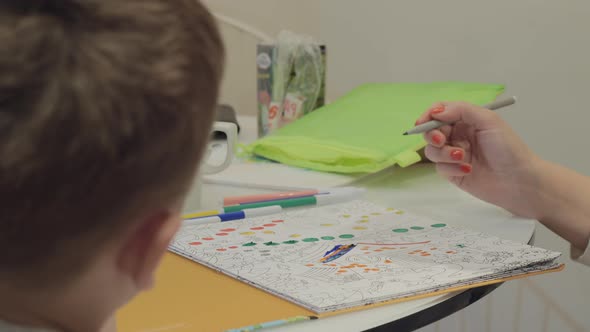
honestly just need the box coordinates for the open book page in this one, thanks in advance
[170,200,561,313]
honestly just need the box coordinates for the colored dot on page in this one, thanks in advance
[353,226,368,230]
[240,231,255,236]
[302,238,319,242]
[229,246,238,249]
[290,234,302,238]
[321,236,335,240]
[202,237,214,241]
[341,214,351,218]
[220,228,236,232]
[272,219,284,223]
[283,240,298,244]
[216,248,226,252]
[189,241,202,246]
[321,223,334,227]
[392,228,408,233]
[250,227,264,230]
[431,223,447,228]
[410,226,424,230]
[216,233,229,236]
[263,230,275,234]
[305,264,314,267]
[339,234,354,239]
[263,224,276,227]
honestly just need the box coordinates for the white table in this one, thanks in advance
[196,116,535,332]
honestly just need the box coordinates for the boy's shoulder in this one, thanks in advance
[0,320,56,332]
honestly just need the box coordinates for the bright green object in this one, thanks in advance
[246,82,505,173]
[223,196,317,213]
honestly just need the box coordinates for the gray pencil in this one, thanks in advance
[403,96,517,135]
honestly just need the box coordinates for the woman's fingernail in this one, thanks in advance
[450,149,463,161]
[430,106,445,114]
[460,164,472,174]
[432,134,443,144]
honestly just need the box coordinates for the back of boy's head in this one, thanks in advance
[0,0,224,286]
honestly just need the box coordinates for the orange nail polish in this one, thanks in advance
[450,149,463,161]
[430,106,445,114]
[432,134,443,145]
[460,164,472,174]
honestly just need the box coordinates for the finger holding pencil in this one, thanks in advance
[404,96,516,135]
[410,96,524,179]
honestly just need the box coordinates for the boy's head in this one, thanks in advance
[0,0,223,329]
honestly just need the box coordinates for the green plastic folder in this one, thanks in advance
[246,82,505,174]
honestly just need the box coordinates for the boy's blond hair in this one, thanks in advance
[0,0,224,285]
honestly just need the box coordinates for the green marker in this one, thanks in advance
[223,192,359,213]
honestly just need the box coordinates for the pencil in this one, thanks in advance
[402,96,517,135]
[225,315,318,332]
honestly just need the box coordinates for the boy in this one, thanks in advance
[0,1,223,331]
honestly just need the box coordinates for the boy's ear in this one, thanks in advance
[117,210,181,291]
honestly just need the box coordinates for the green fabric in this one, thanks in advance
[246,82,505,174]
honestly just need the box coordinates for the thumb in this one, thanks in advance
[430,101,502,130]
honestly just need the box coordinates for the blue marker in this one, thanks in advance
[183,205,282,226]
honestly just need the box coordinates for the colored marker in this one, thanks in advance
[225,315,318,332]
[183,215,222,226]
[223,190,319,206]
[223,191,362,213]
[183,205,282,226]
[183,209,221,219]
[223,187,362,206]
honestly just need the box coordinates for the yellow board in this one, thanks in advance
[117,252,564,331]
[116,253,314,332]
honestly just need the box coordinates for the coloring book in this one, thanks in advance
[169,200,561,314]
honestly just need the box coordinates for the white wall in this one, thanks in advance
[206,1,590,330]
[319,0,590,172]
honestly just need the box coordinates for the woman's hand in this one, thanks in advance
[416,101,541,218]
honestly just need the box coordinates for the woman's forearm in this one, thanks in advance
[526,159,590,251]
